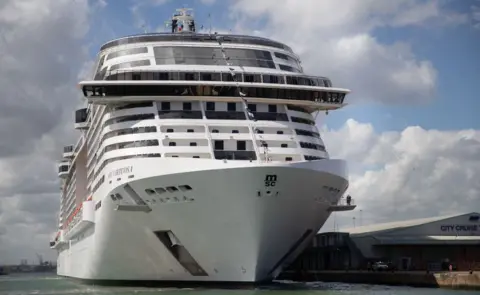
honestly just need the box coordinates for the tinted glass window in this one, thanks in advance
[107,47,148,60]
[206,102,215,111]
[110,60,151,71]
[183,102,192,110]
[274,52,302,69]
[153,47,275,69]
[279,64,301,73]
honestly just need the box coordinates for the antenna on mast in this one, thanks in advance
[208,13,212,35]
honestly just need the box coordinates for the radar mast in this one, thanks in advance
[169,8,195,33]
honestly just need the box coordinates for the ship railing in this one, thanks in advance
[213,150,257,161]
[94,68,334,90]
[328,195,356,212]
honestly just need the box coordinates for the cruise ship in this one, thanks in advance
[50,8,356,284]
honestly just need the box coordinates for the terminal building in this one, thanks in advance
[287,212,480,272]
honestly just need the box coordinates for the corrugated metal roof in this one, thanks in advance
[341,212,480,236]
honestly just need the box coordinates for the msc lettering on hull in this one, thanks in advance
[265,174,277,187]
[108,166,133,178]
[440,224,479,232]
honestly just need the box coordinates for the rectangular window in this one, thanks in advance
[227,103,236,112]
[200,73,212,81]
[268,104,277,113]
[244,74,261,83]
[222,73,234,81]
[237,141,246,151]
[248,104,256,112]
[214,140,224,150]
[206,102,215,111]
[161,102,170,111]
[183,102,192,111]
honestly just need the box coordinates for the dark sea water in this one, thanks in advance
[0,274,477,295]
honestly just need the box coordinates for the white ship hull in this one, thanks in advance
[56,158,348,283]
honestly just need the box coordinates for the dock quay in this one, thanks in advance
[278,212,480,290]
[277,270,480,290]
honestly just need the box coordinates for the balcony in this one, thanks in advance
[63,145,74,158]
[328,195,356,212]
[214,150,257,161]
[75,108,89,129]
[58,162,70,178]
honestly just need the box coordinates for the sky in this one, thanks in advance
[0,0,479,265]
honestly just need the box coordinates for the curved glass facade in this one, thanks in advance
[153,46,275,69]
[100,33,294,53]
[106,47,148,61]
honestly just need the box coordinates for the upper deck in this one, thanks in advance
[99,8,293,54]
[100,33,294,54]
[80,8,349,110]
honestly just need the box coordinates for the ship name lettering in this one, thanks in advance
[108,166,133,178]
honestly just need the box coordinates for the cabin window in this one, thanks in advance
[237,141,246,151]
[227,103,236,112]
[214,140,224,150]
[166,186,178,192]
[183,102,192,110]
[206,102,215,111]
[268,104,277,113]
[161,102,170,110]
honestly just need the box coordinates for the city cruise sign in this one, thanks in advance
[440,224,478,232]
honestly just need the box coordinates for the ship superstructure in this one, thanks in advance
[50,8,355,283]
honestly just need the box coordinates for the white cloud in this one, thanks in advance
[131,0,171,32]
[473,2,480,29]
[320,119,480,231]
[0,0,92,265]
[229,0,468,104]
